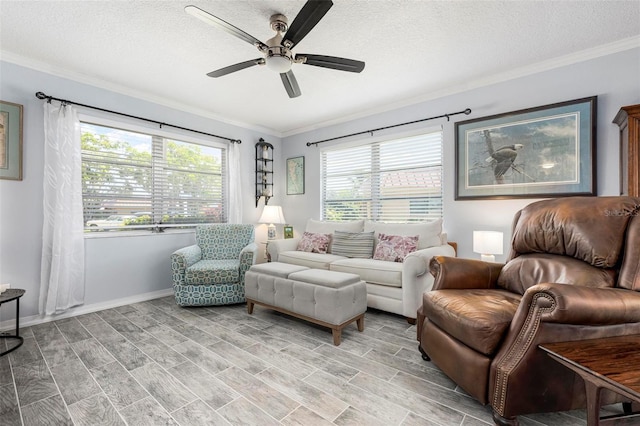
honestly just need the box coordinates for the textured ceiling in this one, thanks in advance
[1,1,639,136]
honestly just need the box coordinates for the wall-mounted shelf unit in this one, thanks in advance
[256,138,274,207]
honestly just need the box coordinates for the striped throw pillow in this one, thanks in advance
[331,231,375,258]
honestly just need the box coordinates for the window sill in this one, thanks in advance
[83,228,195,239]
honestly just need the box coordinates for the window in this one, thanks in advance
[81,121,226,232]
[321,130,443,222]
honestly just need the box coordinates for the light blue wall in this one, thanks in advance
[0,61,282,323]
[279,47,640,261]
[1,47,639,324]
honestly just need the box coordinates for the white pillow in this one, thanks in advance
[365,219,443,249]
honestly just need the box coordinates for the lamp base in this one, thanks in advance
[267,224,276,240]
[480,254,495,262]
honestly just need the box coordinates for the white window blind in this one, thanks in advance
[321,131,443,222]
[81,122,226,232]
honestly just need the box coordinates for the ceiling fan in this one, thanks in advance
[185,0,365,98]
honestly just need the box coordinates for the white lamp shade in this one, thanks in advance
[259,205,286,225]
[473,231,504,257]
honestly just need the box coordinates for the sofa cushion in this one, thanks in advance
[330,258,403,288]
[373,233,418,262]
[297,232,331,254]
[185,259,240,285]
[423,289,521,356]
[331,231,375,258]
[497,253,616,295]
[278,251,347,270]
[365,219,442,250]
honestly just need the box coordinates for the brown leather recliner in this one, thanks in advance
[417,196,640,425]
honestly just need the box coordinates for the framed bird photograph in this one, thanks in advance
[455,96,596,200]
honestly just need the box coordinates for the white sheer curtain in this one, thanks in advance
[228,141,243,223]
[40,102,85,315]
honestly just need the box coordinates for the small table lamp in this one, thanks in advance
[473,231,504,262]
[259,205,286,240]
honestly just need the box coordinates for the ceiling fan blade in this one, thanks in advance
[207,58,265,78]
[185,5,266,49]
[282,0,333,49]
[296,54,365,73]
[280,70,301,98]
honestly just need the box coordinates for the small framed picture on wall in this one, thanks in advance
[284,225,294,239]
[286,156,305,195]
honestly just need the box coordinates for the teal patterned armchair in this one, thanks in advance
[171,224,258,306]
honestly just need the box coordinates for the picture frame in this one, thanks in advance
[455,96,596,200]
[283,225,294,239]
[286,156,305,195]
[0,100,23,181]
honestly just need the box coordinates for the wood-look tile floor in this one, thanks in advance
[0,296,625,425]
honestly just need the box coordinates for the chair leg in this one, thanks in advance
[492,411,519,426]
[418,344,430,361]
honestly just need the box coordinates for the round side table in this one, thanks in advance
[0,288,26,357]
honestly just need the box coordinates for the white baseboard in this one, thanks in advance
[0,288,174,331]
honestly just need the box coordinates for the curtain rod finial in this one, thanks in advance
[464,108,472,115]
[35,92,47,100]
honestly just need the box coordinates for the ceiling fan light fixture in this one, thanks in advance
[266,54,292,73]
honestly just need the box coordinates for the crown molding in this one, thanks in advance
[3,35,638,140]
[0,50,282,138]
[280,36,640,138]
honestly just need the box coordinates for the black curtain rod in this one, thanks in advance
[306,108,472,147]
[35,92,241,144]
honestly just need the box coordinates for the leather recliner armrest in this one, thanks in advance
[429,256,504,290]
[522,283,640,325]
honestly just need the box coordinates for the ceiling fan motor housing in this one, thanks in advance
[264,14,295,73]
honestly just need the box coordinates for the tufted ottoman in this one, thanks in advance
[245,262,367,345]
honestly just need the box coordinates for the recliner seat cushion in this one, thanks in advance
[423,289,521,356]
[186,259,240,285]
[497,253,616,295]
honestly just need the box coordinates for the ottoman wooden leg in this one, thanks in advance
[332,328,342,346]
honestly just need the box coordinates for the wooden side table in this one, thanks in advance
[540,335,640,426]
[0,289,26,357]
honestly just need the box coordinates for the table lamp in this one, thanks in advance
[259,205,286,240]
[473,231,503,262]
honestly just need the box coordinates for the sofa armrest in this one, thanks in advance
[402,244,457,319]
[171,245,202,286]
[429,256,504,290]
[267,238,300,262]
[239,242,259,280]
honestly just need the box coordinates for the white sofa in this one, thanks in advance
[266,219,456,323]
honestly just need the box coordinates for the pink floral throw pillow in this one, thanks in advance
[373,233,419,262]
[297,232,331,254]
